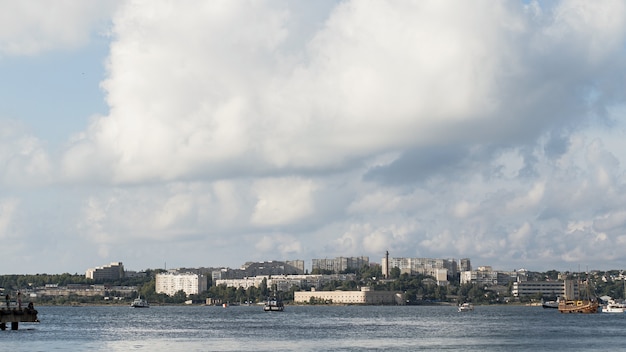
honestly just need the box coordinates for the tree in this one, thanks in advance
[389,267,401,279]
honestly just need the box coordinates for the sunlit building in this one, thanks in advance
[156,272,207,296]
[85,262,125,281]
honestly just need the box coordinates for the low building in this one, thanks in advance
[294,287,403,305]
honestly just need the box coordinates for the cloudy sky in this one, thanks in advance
[2,0,626,275]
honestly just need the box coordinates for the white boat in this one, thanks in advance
[602,300,626,313]
[458,303,474,312]
[541,298,559,309]
[130,296,149,308]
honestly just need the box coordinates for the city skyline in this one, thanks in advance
[2,1,626,274]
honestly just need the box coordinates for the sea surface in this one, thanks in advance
[2,304,625,351]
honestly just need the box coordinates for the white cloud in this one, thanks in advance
[0,198,19,239]
[251,177,317,226]
[0,0,119,56]
[5,1,626,273]
[0,120,52,187]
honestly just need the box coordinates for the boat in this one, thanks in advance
[458,302,474,312]
[602,299,626,313]
[263,296,284,312]
[541,298,559,309]
[558,277,599,314]
[130,296,149,308]
[558,299,598,313]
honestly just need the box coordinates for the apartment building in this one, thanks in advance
[381,256,458,284]
[311,256,369,273]
[155,272,208,296]
[85,262,125,281]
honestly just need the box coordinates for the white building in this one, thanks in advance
[294,287,404,305]
[156,272,208,296]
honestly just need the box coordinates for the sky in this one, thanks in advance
[2,0,626,275]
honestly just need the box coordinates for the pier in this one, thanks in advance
[0,303,39,330]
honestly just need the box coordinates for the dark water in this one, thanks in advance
[2,305,625,351]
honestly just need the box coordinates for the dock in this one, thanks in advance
[0,304,39,330]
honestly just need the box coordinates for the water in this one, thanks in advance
[2,305,625,351]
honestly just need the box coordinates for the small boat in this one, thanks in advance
[263,297,284,312]
[458,302,474,312]
[541,298,559,309]
[130,296,149,308]
[602,300,626,313]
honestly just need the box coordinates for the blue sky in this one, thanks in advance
[2,0,626,275]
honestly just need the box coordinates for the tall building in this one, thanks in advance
[459,258,472,272]
[86,262,125,281]
[156,272,208,296]
[311,256,369,273]
[381,255,458,284]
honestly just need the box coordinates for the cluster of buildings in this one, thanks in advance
[79,254,612,304]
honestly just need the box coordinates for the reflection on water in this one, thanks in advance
[2,305,625,351]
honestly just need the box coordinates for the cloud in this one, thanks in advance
[5,1,626,273]
[0,0,120,56]
[0,120,52,187]
[251,177,317,226]
[0,198,19,239]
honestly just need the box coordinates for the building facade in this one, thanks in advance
[294,287,403,305]
[382,256,458,284]
[215,274,357,292]
[212,260,305,280]
[460,267,517,286]
[512,281,568,298]
[311,256,369,273]
[156,272,208,296]
[85,262,125,281]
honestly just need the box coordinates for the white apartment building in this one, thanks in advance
[156,272,208,296]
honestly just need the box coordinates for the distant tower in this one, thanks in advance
[383,251,390,279]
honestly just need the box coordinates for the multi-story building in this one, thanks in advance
[212,260,304,280]
[512,279,580,298]
[215,274,357,291]
[311,256,369,273]
[156,272,208,296]
[381,255,458,284]
[460,266,518,286]
[86,262,125,281]
[459,258,472,272]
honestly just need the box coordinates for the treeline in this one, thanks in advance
[2,268,625,306]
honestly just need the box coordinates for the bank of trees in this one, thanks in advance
[4,269,626,306]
